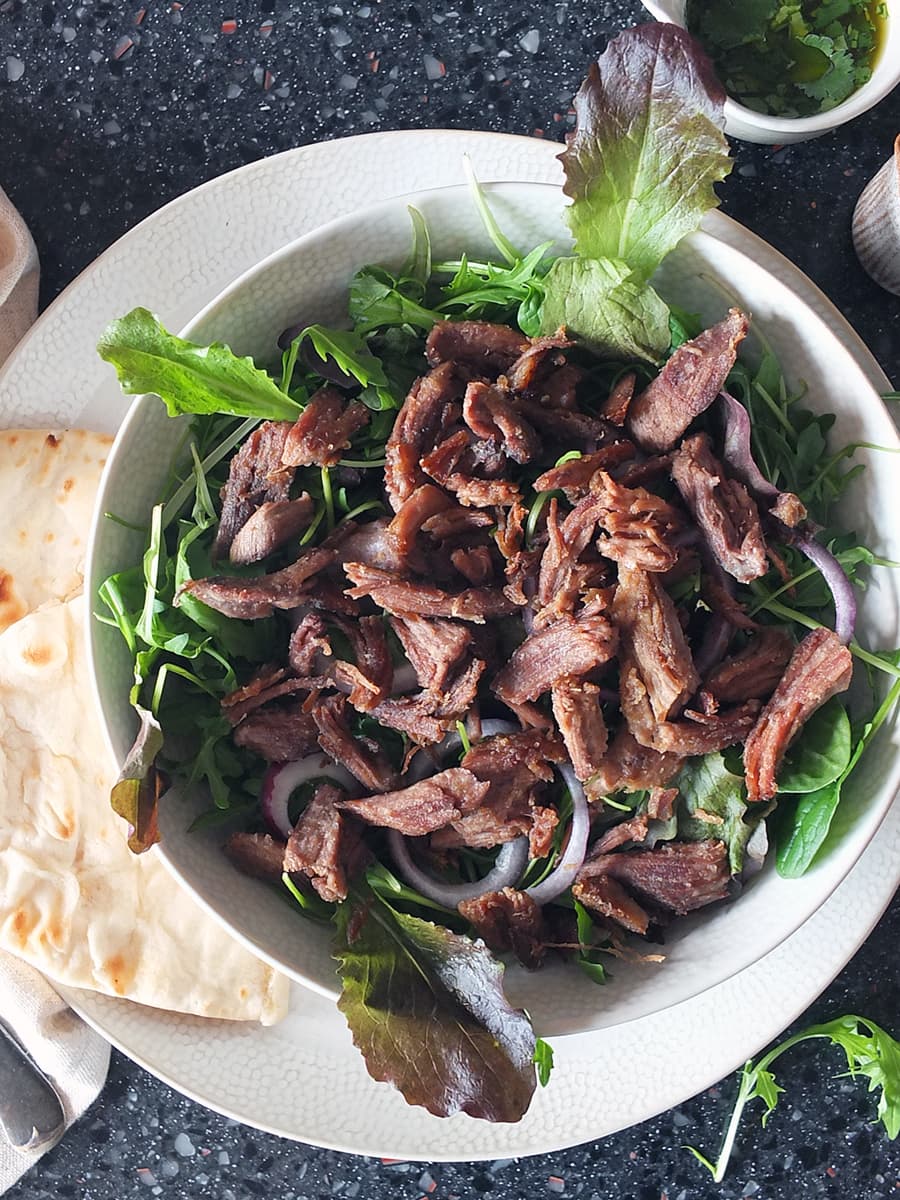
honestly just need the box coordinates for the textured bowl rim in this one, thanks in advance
[86,178,900,1028]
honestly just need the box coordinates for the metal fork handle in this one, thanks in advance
[0,1022,66,1154]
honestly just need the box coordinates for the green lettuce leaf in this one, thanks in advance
[536,257,670,362]
[676,751,758,875]
[558,24,731,281]
[97,307,302,421]
[335,895,537,1121]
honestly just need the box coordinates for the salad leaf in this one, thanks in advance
[109,705,166,853]
[533,1037,555,1087]
[558,24,730,281]
[335,893,537,1121]
[675,752,755,875]
[536,257,670,363]
[778,697,852,793]
[97,308,303,421]
[687,1014,900,1181]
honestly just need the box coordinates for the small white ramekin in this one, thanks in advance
[640,0,900,144]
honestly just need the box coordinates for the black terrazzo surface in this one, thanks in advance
[2,1,900,1197]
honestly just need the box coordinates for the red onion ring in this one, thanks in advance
[261,756,356,838]
[524,761,590,905]
[387,830,530,907]
[719,391,778,499]
[794,534,857,645]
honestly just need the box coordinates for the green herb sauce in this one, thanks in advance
[686,0,887,118]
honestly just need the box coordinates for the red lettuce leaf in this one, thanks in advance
[335,895,537,1122]
[559,24,731,281]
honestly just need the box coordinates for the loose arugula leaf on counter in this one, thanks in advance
[535,256,670,362]
[687,1014,900,1181]
[97,307,303,421]
[557,23,731,281]
[334,890,537,1121]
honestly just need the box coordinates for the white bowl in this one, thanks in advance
[641,0,900,144]
[87,182,900,1037]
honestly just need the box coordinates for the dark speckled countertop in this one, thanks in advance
[2,2,900,1197]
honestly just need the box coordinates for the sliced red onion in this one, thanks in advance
[524,761,590,905]
[400,720,589,907]
[387,829,529,907]
[406,719,519,782]
[794,534,857,645]
[260,756,356,838]
[719,391,778,499]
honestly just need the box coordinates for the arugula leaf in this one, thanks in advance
[687,1014,900,1181]
[335,893,537,1121]
[348,265,440,335]
[533,1037,555,1087]
[97,308,302,421]
[558,24,730,281]
[536,257,671,363]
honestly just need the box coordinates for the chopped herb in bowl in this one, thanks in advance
[685,0,887,117]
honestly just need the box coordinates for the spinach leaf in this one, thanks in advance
[558,24,730,281]
[334,893,537,1121]
[778,698,852,793]
[97,308,303,421]
[536,257,670,363]
[776,673,900,877]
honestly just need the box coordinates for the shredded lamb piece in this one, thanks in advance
[283,783,364,903]
[626,309,749,453]
[213,420,294,559]
[313,694,398,792]
[337,767,490,836]
[744,627,853,802]
[228,495,315,565]
[613,564,699,723]
[344,561,517,623]
[701,628,795,706]
[551,678,608,781]
[282,386,369,468]
[425,319,528,374]
[493,612,618,705]
[671,433,768,584]
[385,361,463,511]
[180,547,337,619]
[457,888,547,969]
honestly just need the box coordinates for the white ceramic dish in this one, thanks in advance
[2,128,898,1157]
[87,175,900,1038]
[640,0,900,144]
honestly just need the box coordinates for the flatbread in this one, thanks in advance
[0,428,113,634]
[0,596,288,1023]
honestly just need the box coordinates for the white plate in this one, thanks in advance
[1,130,897,1160]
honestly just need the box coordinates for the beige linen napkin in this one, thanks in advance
[0,185,110,1195]
[0,186,39,366]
